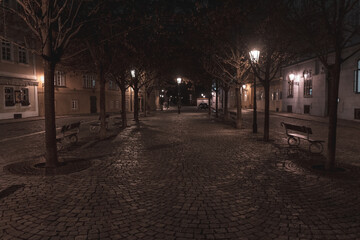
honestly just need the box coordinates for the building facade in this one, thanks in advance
[37,70,123,117]
[0,1,39,120]
[282,44,360,121]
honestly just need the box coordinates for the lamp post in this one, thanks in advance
[249,49,260,134]
[177,78,182,114]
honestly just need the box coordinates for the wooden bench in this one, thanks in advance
[281,122,324,154]
[56,121,81,150]
[89,114,110,133]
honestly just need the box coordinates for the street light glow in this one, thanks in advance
[289,73,295,81]
[131,70,135,78]
[177,78,182,84]
[249,50,260,63]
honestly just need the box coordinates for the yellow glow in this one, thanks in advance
[39,75,44,83]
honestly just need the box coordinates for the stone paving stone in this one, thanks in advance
[0,110,360,239]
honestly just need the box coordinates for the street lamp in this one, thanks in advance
[249,49,260,134]
[131,69,136,78]
[177,77,182,114]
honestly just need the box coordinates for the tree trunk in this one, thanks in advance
[215,81,218,118]
[144,87,147,117]
[134,86,139,123]
[326,62,341,170]
[264,81,270,141]
[208,96,211,117]
[235,87,242,129]
[224,88,229,120]
[99,67,106,140]
[43,58,59,168]
[121,87,127,128]
[147,91,151,113]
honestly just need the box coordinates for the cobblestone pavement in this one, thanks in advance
[1,109,360,239]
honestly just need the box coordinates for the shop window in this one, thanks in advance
[354,60,360,93]
[1,40,12,61]
[287,80,294,98]
[83,75,96,89]
[5,87,15,106]
[71,100,78,110]
[21,88,30,106]
[54,71,66,87]
[18,47,28,64]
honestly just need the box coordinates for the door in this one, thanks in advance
[90,96,97,113]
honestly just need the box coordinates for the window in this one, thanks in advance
[5,87,15,106]
[1,40,12,61]
[288,80,294,98]
[108,80,119,90]
[304,79,312,97]
[18,47,28,64]
[54,71,66,87]
[354,60,360,93]
[272,91,277,101]
[71,100,78,110]
[21,88,30,106]
[83,75,96,88]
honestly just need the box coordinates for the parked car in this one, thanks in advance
[198,103,209,110]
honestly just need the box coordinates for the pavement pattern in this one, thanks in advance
[0,110,360,239]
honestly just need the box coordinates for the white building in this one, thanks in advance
[282,44,360,121]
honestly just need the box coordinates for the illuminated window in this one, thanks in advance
[354,60,360,93]
[83,75,96,88]
[2,40,12,61]
[5,87,15,106]
[54,71,66,87]
[18,47,28,64]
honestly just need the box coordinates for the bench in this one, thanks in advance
[89,114,110,133]
[281,122,324,154]
[56,121,81,150]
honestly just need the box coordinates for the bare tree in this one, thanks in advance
[247,0,294,141]
[5,0,97,167]
[288,0,360,169]
[203,45,251,128]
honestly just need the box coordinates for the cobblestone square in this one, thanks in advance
[0,109,359,239]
